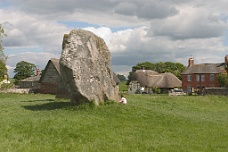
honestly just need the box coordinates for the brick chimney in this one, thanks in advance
[188,58,194,67]
[225,55,228,65]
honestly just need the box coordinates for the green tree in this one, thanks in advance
[0,24,7,81]
[217,74,228,88]
[0,60,7,81]
[117,74,127,82]
[0,24,7,62]
[128,62,155,80]
[128,61,186,80]
[13,61,37,85]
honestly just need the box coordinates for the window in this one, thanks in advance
[196,74,200,82]
[187,75,192,82]
[210,74,215,81]
[201,74,205,82]
[187,86,192,92]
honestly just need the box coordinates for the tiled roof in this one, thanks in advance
[50,58,61,74]
[20,75,41,82]
[181,63,225,74]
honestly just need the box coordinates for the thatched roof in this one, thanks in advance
[131,70,182,88]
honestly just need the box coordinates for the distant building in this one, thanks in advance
[19,69,41,93]
[39,58,70,98]
[127,69,182,94]
[181,55,228,92]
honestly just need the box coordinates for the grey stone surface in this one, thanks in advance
[60,29,119,105]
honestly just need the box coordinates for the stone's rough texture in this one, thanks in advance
[60,29,119,105]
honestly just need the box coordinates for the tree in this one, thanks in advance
[128,61,186,80]
[0,24,7,62]
[13,61,37,85]
[0,60,7,81]
[217,74,228,88]
[117,74,127,82]
[0,24,7,81]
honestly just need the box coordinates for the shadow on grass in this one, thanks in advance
[22,101,75,111]
[21,99,55,102]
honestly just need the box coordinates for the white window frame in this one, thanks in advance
[196,74,200,82]
[187,75,192,82]
[210,74,215,81]
[201,74,205,82]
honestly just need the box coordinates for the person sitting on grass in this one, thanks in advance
[119,94,127,104]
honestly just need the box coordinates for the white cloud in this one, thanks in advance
[1,0,228,78]
[1,9,69,53]
[150,5,227,39]
[6,52,59,77]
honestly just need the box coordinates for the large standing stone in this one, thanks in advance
[60,29,119,105]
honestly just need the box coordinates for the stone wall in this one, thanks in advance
[205,87,228,96]
[0,88,31,94]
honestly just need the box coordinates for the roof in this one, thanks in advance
[49,58,61,74]
[113,72,120,84]
[152,73,182,88]
[39,58,61,82]
[181,63,225,74]
[20,75,41,82]
[131,70,182,88]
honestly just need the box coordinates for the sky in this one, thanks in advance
[1,0,228,78]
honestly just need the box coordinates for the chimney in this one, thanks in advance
[225,55,228,65]
[188,58,194,67]
[141,65,145,72]
[36,69,41,76]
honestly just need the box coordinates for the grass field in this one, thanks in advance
[0,93,227,152]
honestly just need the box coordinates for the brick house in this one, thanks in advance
[181,55,228,92]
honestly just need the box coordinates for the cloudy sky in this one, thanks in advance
[1,0,228,78]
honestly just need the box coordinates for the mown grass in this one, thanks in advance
[0,93,227,152]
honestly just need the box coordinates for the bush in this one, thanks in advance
[217,74,228,88]
[152,86,161,94]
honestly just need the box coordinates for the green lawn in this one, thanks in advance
[0,93,227,152]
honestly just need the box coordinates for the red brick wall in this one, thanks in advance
[182,73,220,91]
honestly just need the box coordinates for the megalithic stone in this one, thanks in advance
[60,29,119,105]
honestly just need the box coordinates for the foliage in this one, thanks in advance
[217,73,228,88]
[0,24,7,62]
[0,81,13,89]
[117,74,127,82]
[128,61,186,80]
[0,93,227,151]
[0,60,7,81]
[13,61,37,85]
[152,86,161,94]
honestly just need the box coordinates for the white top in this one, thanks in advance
[119,97,127,104]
